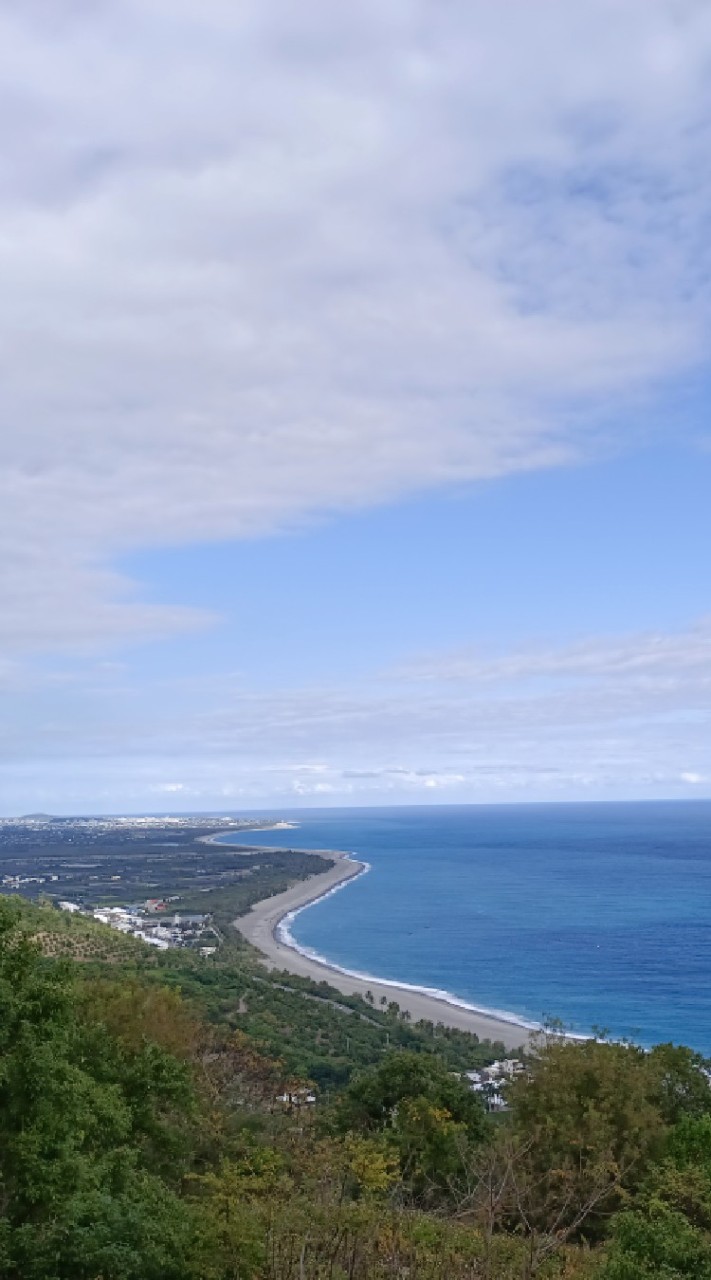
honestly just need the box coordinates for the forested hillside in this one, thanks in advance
[2,894,710,1279]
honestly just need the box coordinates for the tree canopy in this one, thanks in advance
[0,894,710,1279]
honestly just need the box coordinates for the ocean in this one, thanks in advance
[221,802,711,1054]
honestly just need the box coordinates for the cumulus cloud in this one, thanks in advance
[0,2,710,651]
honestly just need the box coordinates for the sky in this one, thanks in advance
[0,0,710,814]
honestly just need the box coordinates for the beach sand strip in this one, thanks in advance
[232,847,530,1051]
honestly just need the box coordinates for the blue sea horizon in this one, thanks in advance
[221,801,711,1054]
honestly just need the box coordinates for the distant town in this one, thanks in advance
[58,895,219,954]
[0,814,328,972]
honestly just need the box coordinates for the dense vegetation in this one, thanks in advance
[2,894,710,1279]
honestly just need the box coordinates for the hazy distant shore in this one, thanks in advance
[230,844,532,1051]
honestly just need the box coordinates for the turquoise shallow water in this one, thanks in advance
[222,802,711,1053]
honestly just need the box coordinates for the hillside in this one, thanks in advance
[19,892,509,1086]
[1,890,710,1279]
[19,896,154,963]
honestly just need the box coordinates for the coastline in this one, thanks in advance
[231,844,533,1051]
[199,820,299,846]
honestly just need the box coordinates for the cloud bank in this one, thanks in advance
[1,1,710,651]
[0,619,707,812]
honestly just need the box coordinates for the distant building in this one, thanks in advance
[276,1090,317,1108]
[487,1093,508,1113]
[465,1059,525,1110]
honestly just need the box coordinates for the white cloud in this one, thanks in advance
[291,779,340,796]
[0,617,707,811]
[393,620,711,686]
[0,2,710,653]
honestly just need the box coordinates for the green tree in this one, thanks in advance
[334,1051,486,1203]
[336,1050,484,1137]
[510,1036,667,1236]
[599,1114,711,1279]
[646,1042,711,1125]
[0,902,201,1279]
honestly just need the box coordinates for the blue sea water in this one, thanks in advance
[222,802,711,1053]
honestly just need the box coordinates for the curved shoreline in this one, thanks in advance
[230,843,533,1051]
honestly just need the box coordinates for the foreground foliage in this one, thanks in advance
[1,896,710,1279]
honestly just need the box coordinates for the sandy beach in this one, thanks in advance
[198,820,299,846]
[232,846,531,1051]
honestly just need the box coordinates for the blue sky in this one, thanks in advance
[126,442,711,681]
[0,2,709,813]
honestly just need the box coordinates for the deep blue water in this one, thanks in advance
[222,802,711,1053]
